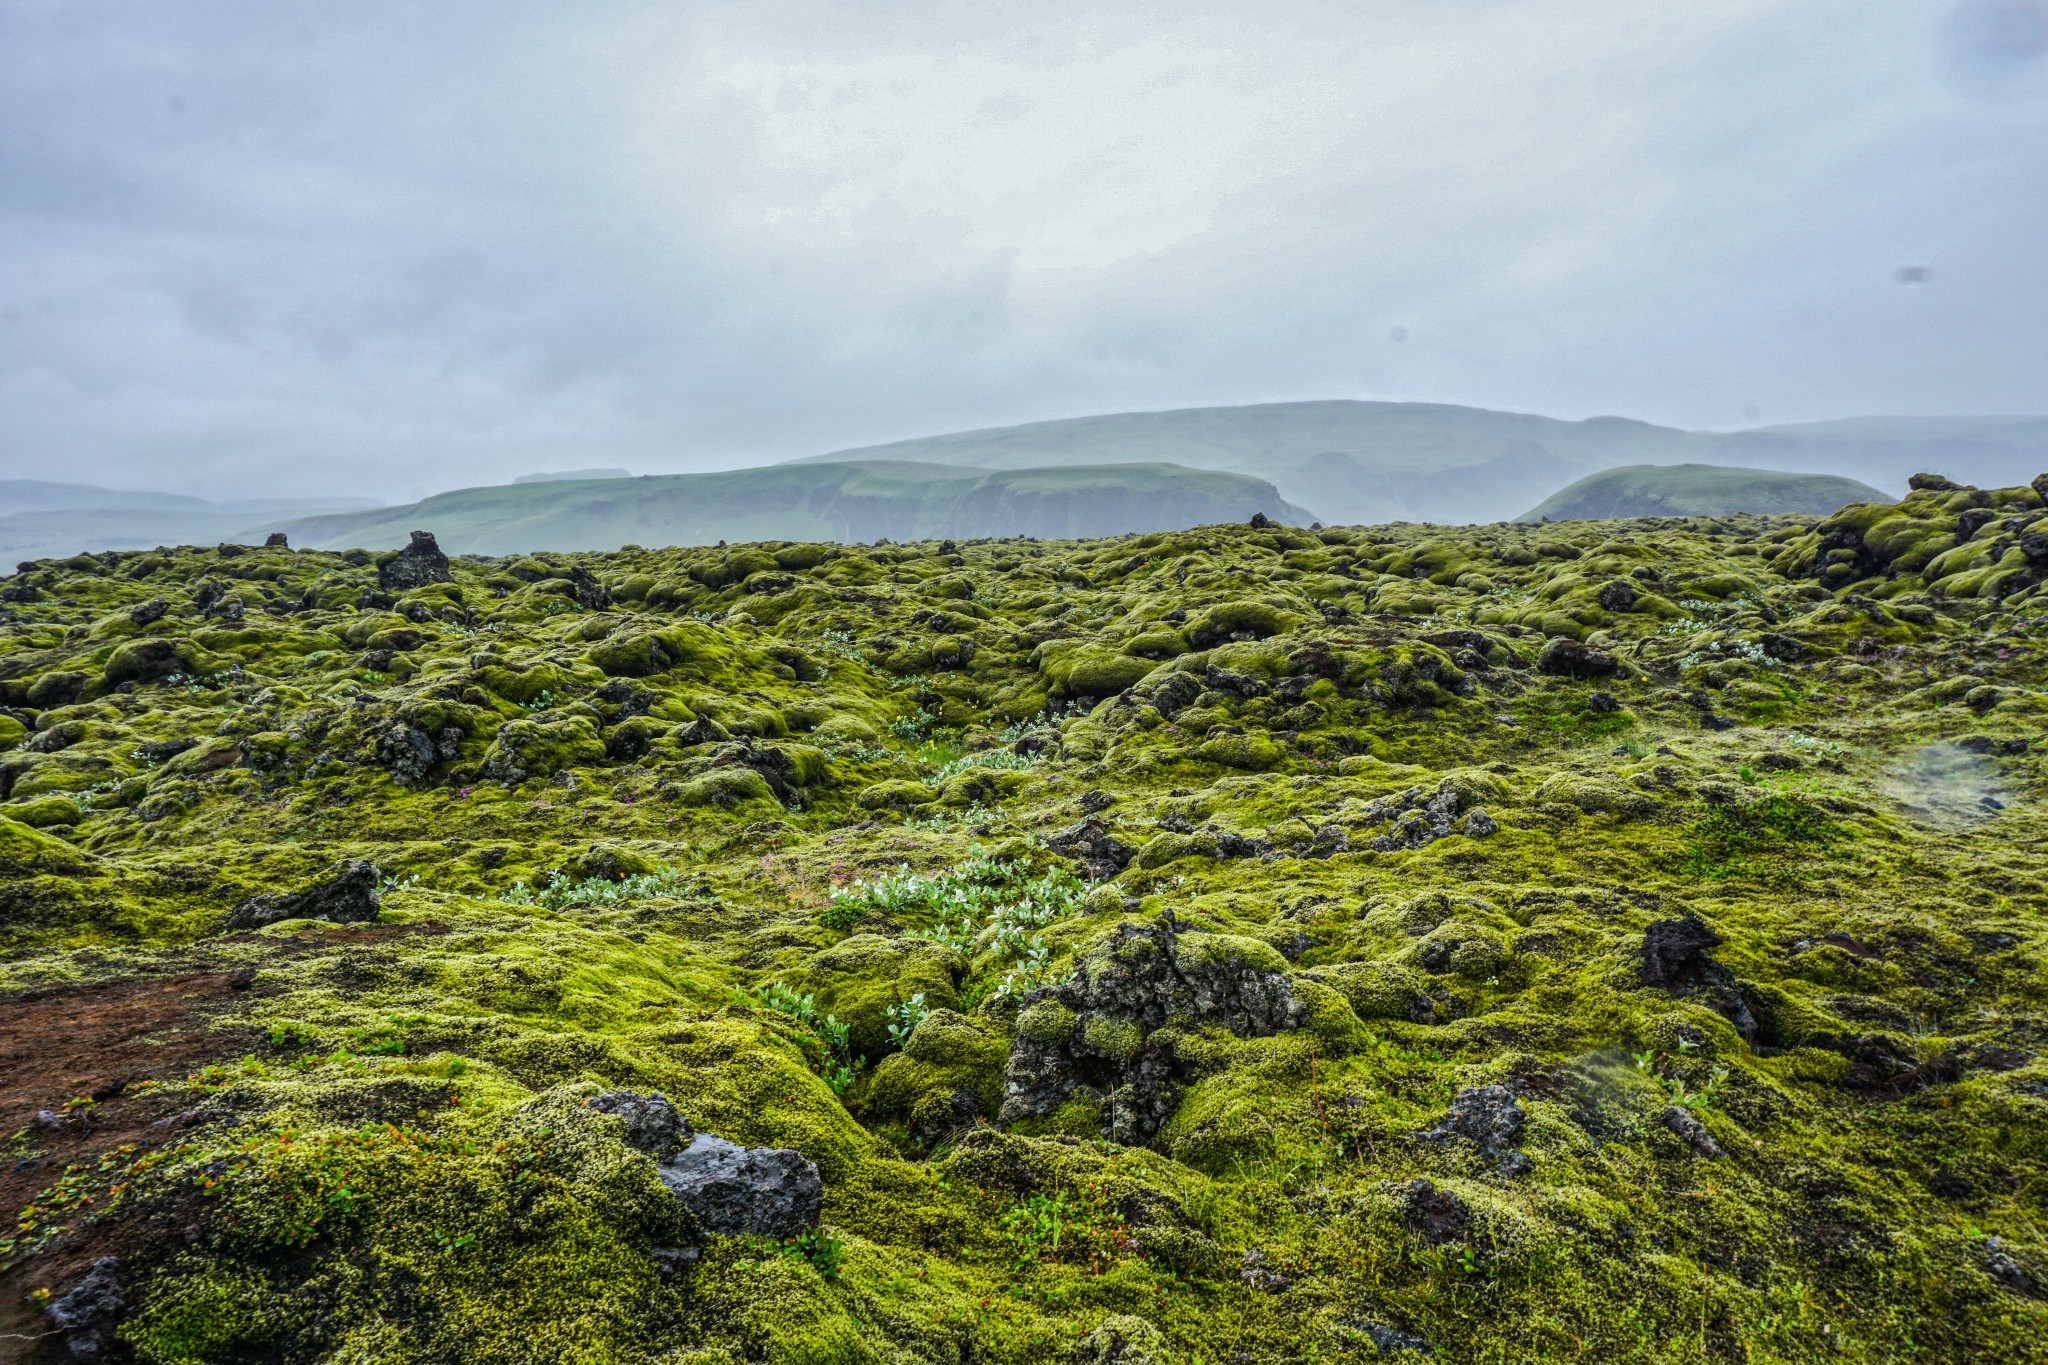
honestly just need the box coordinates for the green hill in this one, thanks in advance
[798,402,2048,525]
[271,460,1310,554]
[1518,463,1891,521]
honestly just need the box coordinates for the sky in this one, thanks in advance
[1,0,2045,500]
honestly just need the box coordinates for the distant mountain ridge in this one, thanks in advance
[10,402,2045,566]
[1518,464,1891,522]
[269,461,1309,555]
[0,482,380,568]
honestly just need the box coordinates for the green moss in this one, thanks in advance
[0,489,2043,1363]
[5,794,85,827]
[678,767,778,808]
[1195,733,1283,770]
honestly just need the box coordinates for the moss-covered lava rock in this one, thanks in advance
[0,487,2044,1362]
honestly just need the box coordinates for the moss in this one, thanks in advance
[678,767,778,808]
[1195,733,1283,770]
[1043,647,1157,699]
[0,814,92,872]
[482,716,607,782]
[2,491,2045,1362]
[5,794,85,827]
[1015,999,1077,1047]
[1130,830,1219,870]
[856,779,937,811]
[793,935,962,1060]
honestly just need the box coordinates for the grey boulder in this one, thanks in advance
[658,1132,822,1238]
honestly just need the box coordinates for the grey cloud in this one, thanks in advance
[0,0,2043,499]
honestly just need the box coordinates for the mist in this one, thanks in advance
[3,0,2045,500]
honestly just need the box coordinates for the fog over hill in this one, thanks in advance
[9,404,2047,565]
[797,403,2048,526]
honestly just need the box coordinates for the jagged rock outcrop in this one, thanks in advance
[226,859,381,931]
[999,912,1307,1144]
[378,530,453,592]
[1536,638,1620,679]
[589,1089,690,1159]
[1640,913,1758,1038]
[1044,816,1137,881]
[591,1089,821,1237]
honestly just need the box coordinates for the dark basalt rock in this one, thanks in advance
[1301,824,1350,859]
[657,1132,822,1237]
[227,859,382,931]
[378,530,453,592]
[1202,662,1268,698]
[588,1089,690,1158]
[1642,914,1724,989]
[1955,508,1998,541]
[1818,1031,1924,1091]
[1987,1236,2040,1297]
[569,565,611,610]
[1657,1104,1724,1159]
[1536,638,1620,678]
[1597,580,1639,611]
[1400,1177,1470,1243]
[1238,1247,1290,1293]
[1014,727,1062,757]
[377,723,459,785]
[264,531,289,548]
[1138,670,1203,719]
[133,737,196,763]
[672,716,733,747]
[1418,1085,1531,1175]
[1212,828,1273,859]
[593,678,654,717]
[1369,785,1464,852]
[1641,913,1759,1038]
[999,913,1307,1144]
[1461,808,1500,838]
[47,1256,125,1361]
[130,596,170,625]
[1044,816,1136,881]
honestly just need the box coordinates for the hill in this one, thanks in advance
[1518,463,1891,521]
[2,484,2044,1361]
[271,460,1310,553]
[797,402,2048,524]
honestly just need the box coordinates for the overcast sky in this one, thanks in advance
[2,0,2045,499]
